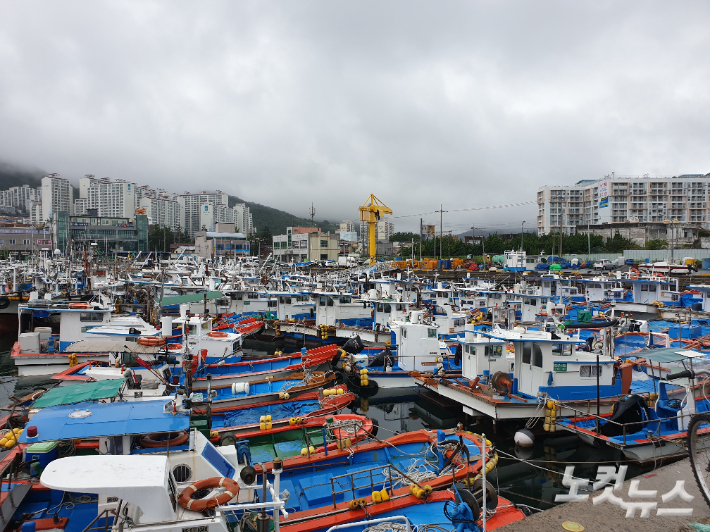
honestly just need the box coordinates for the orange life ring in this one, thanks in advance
[169,343,183,350]
[140,431,189,448]
[138,337,166,347]
[208,331,228,338]
[178,477,239,511]
[630,268,639,279]
[69,302,90,309]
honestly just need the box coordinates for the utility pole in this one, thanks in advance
[440,204,443,260]
[419,218,423,263]
[309,203,316,228]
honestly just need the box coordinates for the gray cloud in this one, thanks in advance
[1,1,709,234]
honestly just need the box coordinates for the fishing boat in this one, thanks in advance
[557,347,710,462]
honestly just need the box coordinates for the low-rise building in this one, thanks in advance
[194,222,250,258]
[273,227,320,262]
[309,232,340,261]
[0,226,52,256]
[53,211,149,253]
[577,221,699,248]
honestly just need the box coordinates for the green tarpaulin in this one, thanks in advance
[161,291,223,307]
[33,379,126,408]
[635,347,704,363]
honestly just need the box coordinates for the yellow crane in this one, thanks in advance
[359,194,392,264]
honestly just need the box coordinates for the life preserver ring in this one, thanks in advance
[178,477,239,511]
[140,431,189,448]
[630,269,639,279]
[138,337,166,347]
[208,331,228,338]
[169,343,183,350]
[69,302,90,309]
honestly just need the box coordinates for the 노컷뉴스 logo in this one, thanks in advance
[554,465,694,517]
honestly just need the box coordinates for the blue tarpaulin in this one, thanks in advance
[20,400,189,443]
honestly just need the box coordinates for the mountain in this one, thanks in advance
[0,162,45,190]
[229,195,340,236]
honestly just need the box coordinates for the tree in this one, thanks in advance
[644,239,668,250]
[389,232,419,242]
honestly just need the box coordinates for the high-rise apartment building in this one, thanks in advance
[537,174,710,235]
[360,219,394,249]
[0,185,40,212]
[138,197,181,231]
[40,174,73,223]
[177,191,229,236]
[339,220,356,233]
[232,203,254,235]
[76,175,136,219]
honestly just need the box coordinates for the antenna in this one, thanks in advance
[309,203,316,227]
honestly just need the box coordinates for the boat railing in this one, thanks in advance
[560,400,699,447]
[328,462,427,509]
[325,516,413,532]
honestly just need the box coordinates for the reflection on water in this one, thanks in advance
[0,335,666,510]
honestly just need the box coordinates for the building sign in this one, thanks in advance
[598,181,609,208]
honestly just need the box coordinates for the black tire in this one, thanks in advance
[688,412,710,509]
[0,297,9,310]
[366,418,379,438]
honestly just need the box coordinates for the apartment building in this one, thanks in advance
[40,174,73,223]
[360,218,395,249]
[537,174,710,235]
[339,220,356,233]
[75,175,137,219]
[138,197,181,231]
[177,191,229,237]
[272,227,320,262]
[232,203,254,235]
[0,185,40,213]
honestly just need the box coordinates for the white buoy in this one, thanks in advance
[514,428,535,448]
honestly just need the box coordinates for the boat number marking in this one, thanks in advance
[554,363,567,372]
[183,527,209,532]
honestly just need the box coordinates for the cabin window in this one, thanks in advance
[384,304,391,313]
[341,297,351,304]
[522,343,532,364]
[552,343,573,356]
[641,284,649,292]
[532,344,543,368]
[402,328,407,338]
[234,293,243,300]
[428,328,437,338]
[319,297,327,306]
[279,296,285,304]
[377,303,384,312]
[284,297,292,304]
[247,293,259,299]
[580,365,602,378]
[454,318,465,327]
[327,297,334,307]
[485,345,502,357]
[268,301,277,308]
[80,312,103,322]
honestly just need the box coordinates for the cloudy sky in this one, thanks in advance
[1,1,710,234]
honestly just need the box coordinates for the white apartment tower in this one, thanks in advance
[360,218,395,248]
[0,185,40,212]
[537,173,710,235]
[76,175,136,219]
[41,174,73,222]
[178,191,229,236]
[232,203,254,235]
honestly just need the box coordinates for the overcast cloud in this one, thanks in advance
[1,1,710,234]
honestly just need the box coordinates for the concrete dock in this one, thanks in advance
[501,458,710,531]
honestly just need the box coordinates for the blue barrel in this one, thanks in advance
[702,258,710,270]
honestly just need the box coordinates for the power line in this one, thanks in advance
[392,200,536,219]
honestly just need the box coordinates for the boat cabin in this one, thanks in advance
[457,325,512,379]
[478,326,618,400]
[395,310,452,372]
